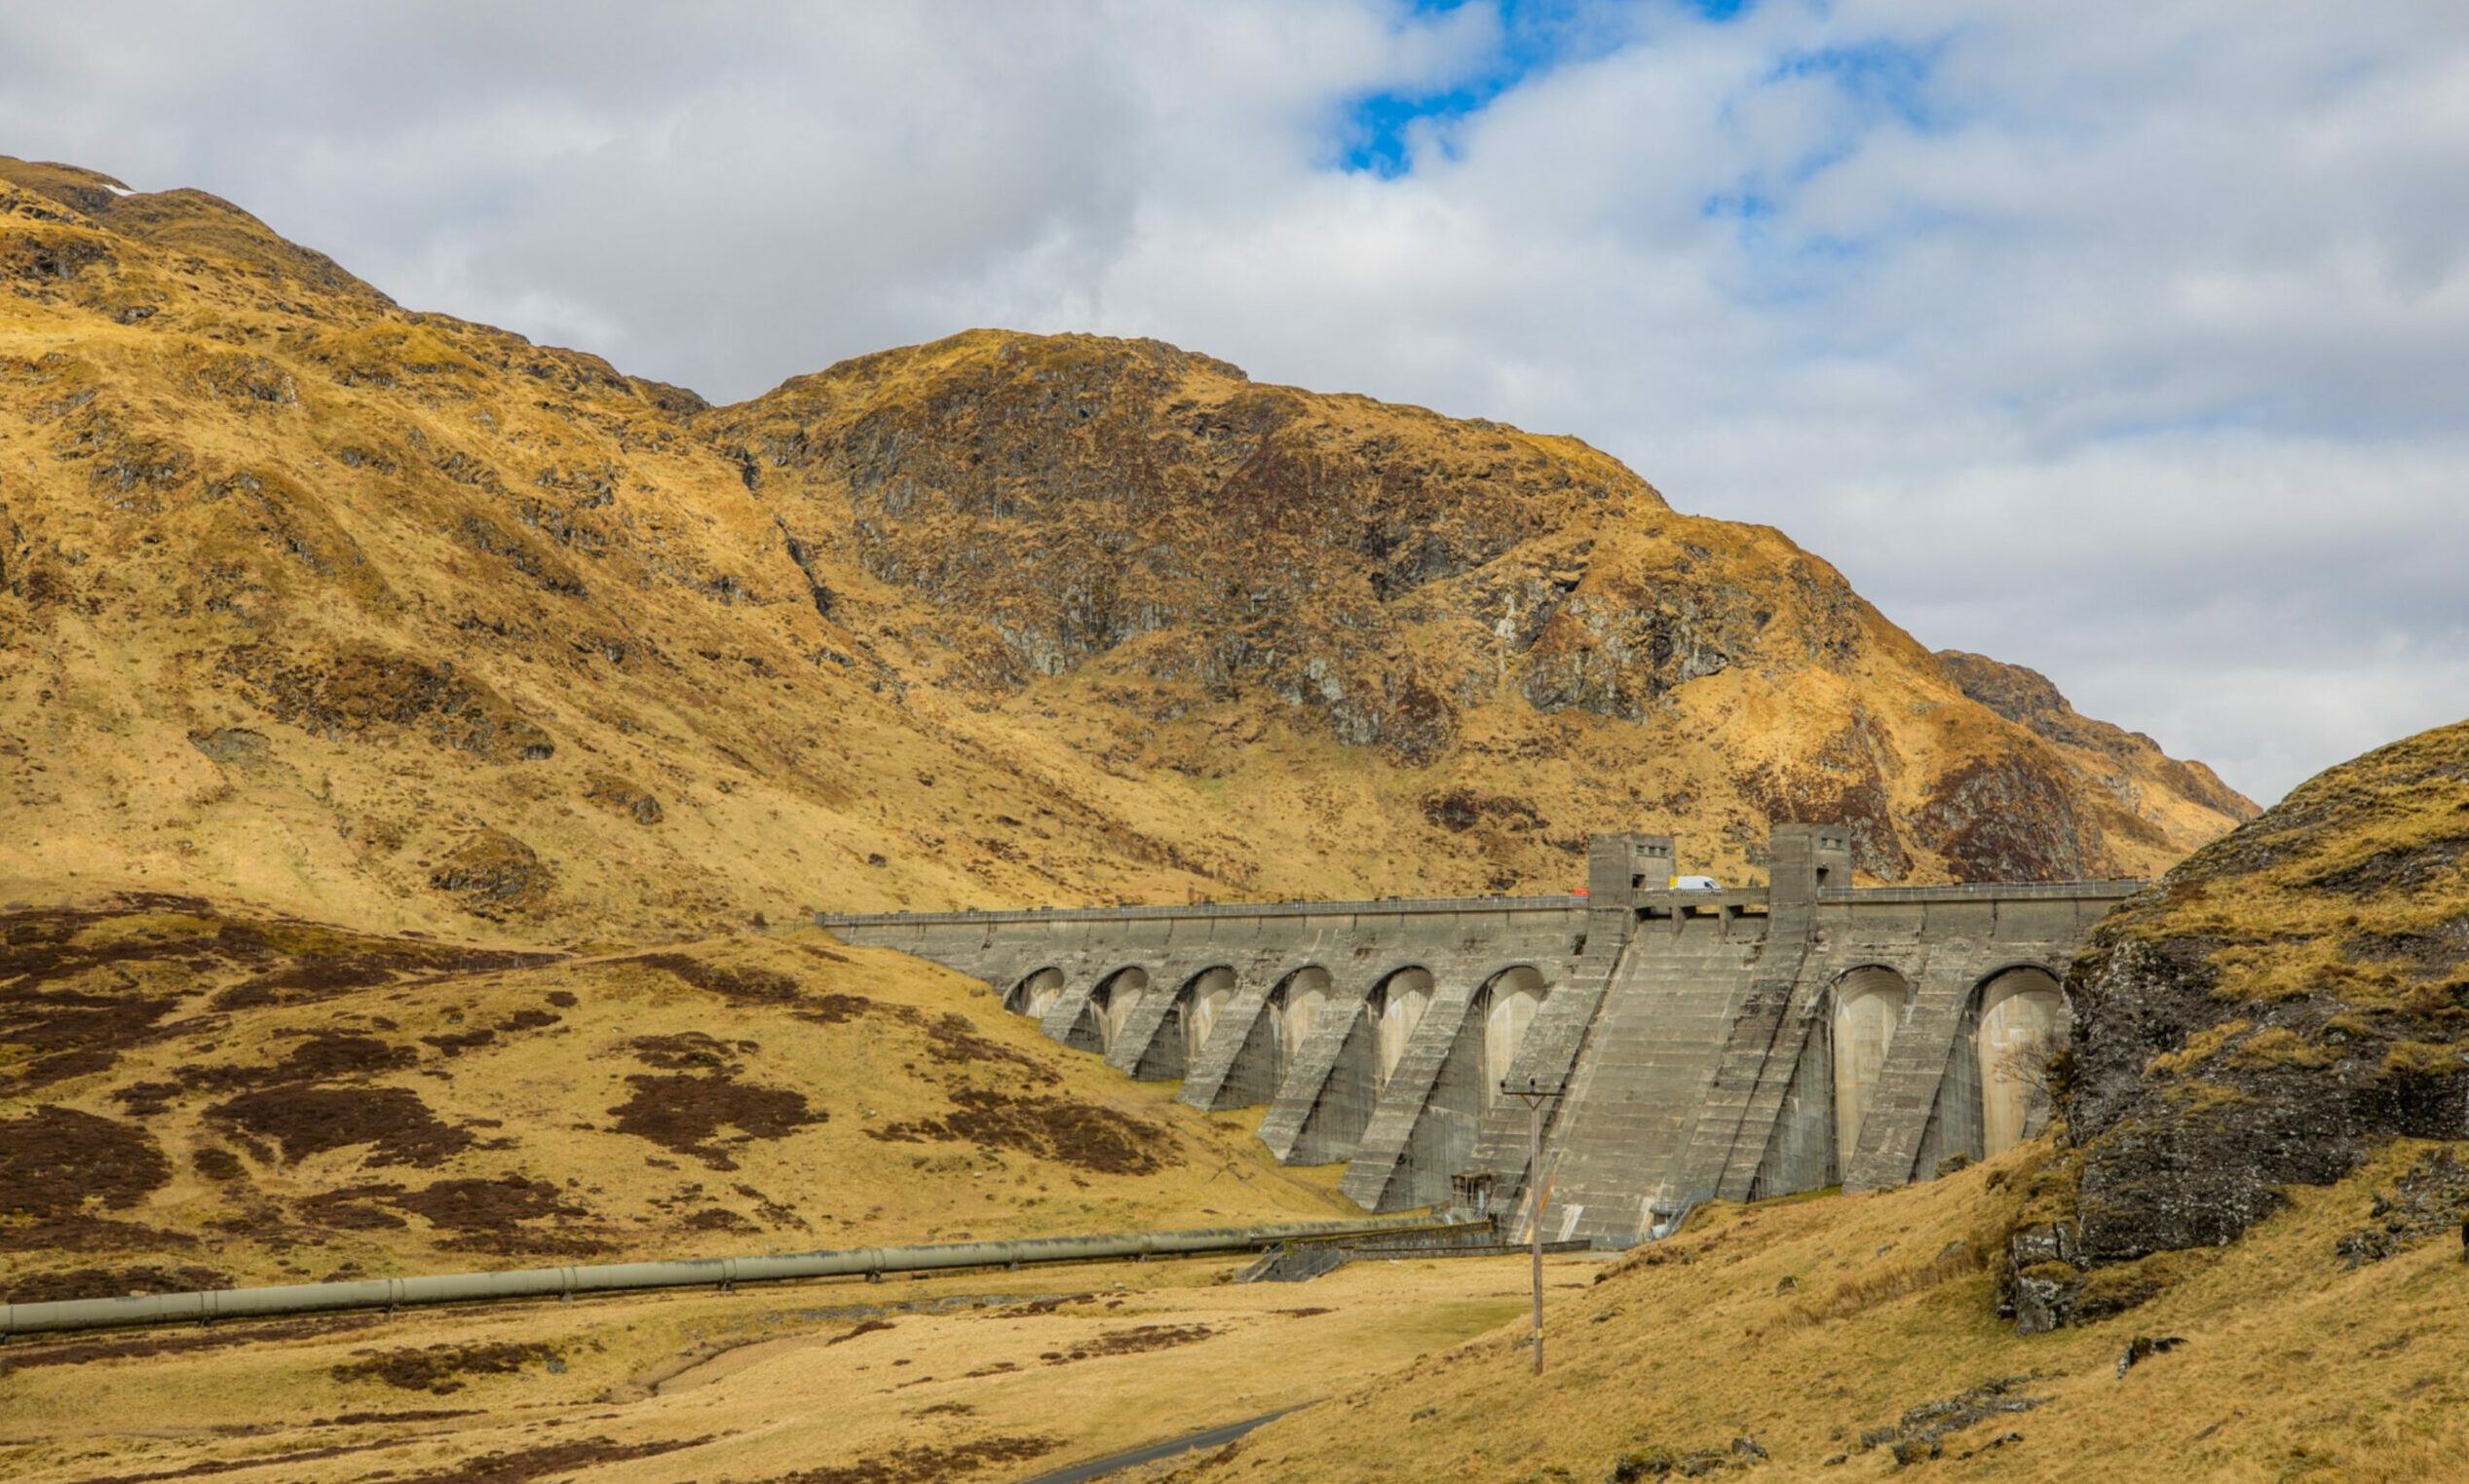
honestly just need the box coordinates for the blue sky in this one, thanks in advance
[1340,0,1621,175]
[2,0,2463,802]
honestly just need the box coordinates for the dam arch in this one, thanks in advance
[1183,966,1238,1069]
[1372,967,1434,1087]
[1976,965,2069,1159]
[1272,966,1333,1075]
[1832,965,1912,1174]
[1073,966,1149,1055]
[1481,965,1548,1099]
[1131,965,1236,1080]
[1006,967,1065,1020]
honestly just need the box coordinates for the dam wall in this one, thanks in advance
[820,826,2136,1246]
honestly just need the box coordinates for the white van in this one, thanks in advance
[1669,874,1724,892]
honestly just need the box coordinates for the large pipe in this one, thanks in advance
[0,1214,1474,1340]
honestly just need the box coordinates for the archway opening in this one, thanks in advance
[1371,968,1433,1086]
[1086,967,1148,1055]
[1482,966,1547,1100]
[1179,966,1237,1069]
[1270,967,1331,1077]
[1977,967,2068,1158]
[1832,966,1912,1172]
[1006,967,1064,1020]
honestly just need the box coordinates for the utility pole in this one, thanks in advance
[1503,1075,1565,1378]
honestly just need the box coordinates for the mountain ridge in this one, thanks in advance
[0,156,2252,947]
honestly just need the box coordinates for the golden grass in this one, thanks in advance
[10,1138,2464,1483]
[1,908,1354,1293]
[0,1248,1553,1483]
[1175,1138,2469,1483]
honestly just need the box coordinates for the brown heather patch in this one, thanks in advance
[794,991,874,1024]
[292,1174,602,1253]
[0,1311,385,1377]
[190,1145,244,1181]
[45,1437,408,1484]
[330,1340,562,1394]
[0,977,186,1090]
[392,1436,714,1484]
[0,905,231,1090]
[757,1434,1058,1484]
[869,1087,1170,1175]
[110,1079,183,1117]
[110,1032,420,1118]
[1042,1322,1217,1364]
[919,1009,1060,1084]
[210,945,563,1012]
[206,1083,480,1166]
[209,958,398,1009]
[609,1070,824,1170]
[296,1184,412,1231]
[0,1104,171,1216]
[2,1262,230,1305]
[628,949,803,1006]
[628,1029,754,1071]
[396,1174,603,1256]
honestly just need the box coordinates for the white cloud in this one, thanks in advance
[1,0,2462,803]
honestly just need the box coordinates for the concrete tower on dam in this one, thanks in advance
[818,826,2138,1247]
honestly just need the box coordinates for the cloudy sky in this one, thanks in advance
[5,0,2464,804]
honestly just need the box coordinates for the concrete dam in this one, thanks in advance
[818,826,2137,1247]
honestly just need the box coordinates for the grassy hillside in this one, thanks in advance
[1170,1142,2468,1483]
[1,896,1348,1303]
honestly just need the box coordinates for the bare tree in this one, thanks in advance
[1991,1026,2070,1136]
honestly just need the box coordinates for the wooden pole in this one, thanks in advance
[1528,1090,1544,1377]
[1505,1076,1560,1377]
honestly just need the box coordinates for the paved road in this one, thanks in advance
[1013,1407,1302,1484]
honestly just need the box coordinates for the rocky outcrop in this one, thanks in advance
[2003,719,2469,1331]
[1938,651,2255,823]
[429,829,554,916]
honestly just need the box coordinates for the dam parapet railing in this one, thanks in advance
[815,877,2146,932]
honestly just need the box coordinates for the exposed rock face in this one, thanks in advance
[2005,720,2469,1331]
[716,331,2255,891]
[708,333,1669,757]
[0,154,2252,943]
[1938,651,2253,822]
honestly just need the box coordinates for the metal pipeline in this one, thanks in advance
[0,1214,1477,1340]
